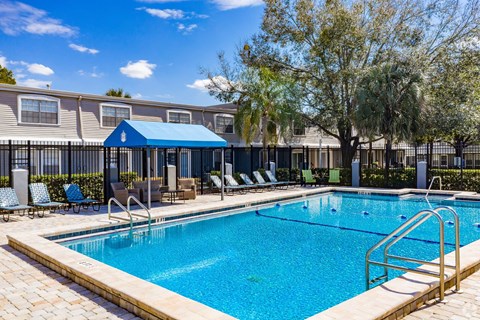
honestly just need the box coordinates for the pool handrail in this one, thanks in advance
[127,195,152,230]
[108,197,133,230]
[365,206,460,301]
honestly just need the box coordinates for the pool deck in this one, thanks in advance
[1,186,480,319]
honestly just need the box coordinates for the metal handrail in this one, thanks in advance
[127,195,152,229]
[108,197,133,230]
[365,207,460,301]
[382,206,460,292]
[425,176,442,199]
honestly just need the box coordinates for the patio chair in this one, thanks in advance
[264,170,290,189]
[328,169,341,184]
[239,173,270,192]
[225,175,254,193]
[132,180,165,203]
[0,187,33,222]
[251,171,277,190]
[63,184,101,213]
[210,175,246,195]
[110,182,140,205]
[301,169,317,186]
[177,178,196,200]
[29,183,67,216]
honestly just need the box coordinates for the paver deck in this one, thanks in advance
[0,188,479,319]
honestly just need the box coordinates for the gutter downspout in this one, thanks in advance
[77,96,85,145]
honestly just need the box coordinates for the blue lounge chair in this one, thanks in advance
[0,187,33,222]
[63,184,101,213]
[210,175,246,195]
[29,183,67,216]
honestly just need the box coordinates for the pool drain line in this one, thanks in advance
[255,211,461,247]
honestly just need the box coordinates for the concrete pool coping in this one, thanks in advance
[6,186,480,320]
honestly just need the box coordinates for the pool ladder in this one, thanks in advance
[107,196,152,231]
[365,206,460,301]
[425,176,442,199]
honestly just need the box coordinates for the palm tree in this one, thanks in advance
[105,88,131,98]
[0,65,16,85]
[355,62,424,178]
[233,67,300,167]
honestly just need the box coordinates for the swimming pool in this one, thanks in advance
[61,192,480,319]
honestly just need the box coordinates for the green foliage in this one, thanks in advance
[105,88,132,98]
[275,168,290,181]
[0,65,16,85]
[429,169,480,193]
[361,168,416,188]
[0,176,9,188]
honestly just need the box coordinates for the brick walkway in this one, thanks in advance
[403,271,480,320]
[0,192,479,319]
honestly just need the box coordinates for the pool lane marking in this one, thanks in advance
[255,211,462,248]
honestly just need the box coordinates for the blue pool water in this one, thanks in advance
[62,192,480,319]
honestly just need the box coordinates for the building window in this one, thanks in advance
[101,104,131,127]
[168,111,191,124]
[293,121,306,136]
[215,114,234,134]
[18,96,59,125]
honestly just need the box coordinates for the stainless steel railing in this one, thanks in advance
[425,176,442,199]
[108,197,133,230]
[127,195,152,230]
[365,206,460,300]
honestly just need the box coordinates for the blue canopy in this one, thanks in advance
[104,120,227,148]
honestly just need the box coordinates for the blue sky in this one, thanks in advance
[0,0,264,106]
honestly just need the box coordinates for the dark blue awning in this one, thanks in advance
[104,120,227,148]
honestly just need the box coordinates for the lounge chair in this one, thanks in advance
[111,182,140,205]
[0,187,33,222]
[328,169,341,184]
[29,183,67,216]
[252,171,278,190]
[264,170,290,189]
[210,175,246,195]
[63,184,101,213]
[225,175,254,192]
[177,178,196,200]
[301,169,317,186]
[239,173,270,192]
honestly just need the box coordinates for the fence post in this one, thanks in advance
[460,142,464,189]
[327,145,330,171]
[288,146,292,182]
[250,144,254,177]
[164,148,168,186]
[306,146,310,169]
[8,140,12,187]
[103,147,108,202]
[414,144,418,187]
[267,144,271,170]
[27,140,31,185]
[116,147,121,182]
[68,141,72,183]
[274,145,277,170]
[231,144,235,173]
[200,148,204,195]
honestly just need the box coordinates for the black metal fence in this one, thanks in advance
[3,139,480,202]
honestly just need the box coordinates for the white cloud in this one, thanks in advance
[138,8,185,19]
[156,93,174,99]
[133,93,143,99]
[0,56,7,67]
[78,67,103,78]
[0,1,75,36]
[18,78,52,88]
[177,23,197,33]
[211,0,264,10]
[120,60,156,79]
[187,76,231,92]
[27,63,54,76]
[69,44,99,54]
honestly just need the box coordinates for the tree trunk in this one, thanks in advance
[340,137,360,168]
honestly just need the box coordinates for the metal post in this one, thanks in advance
[319,138,322,169]
[288,146,292,181]
[221,148,225,200]
[8,140,12,187]
[274,145,277,170]
[200,148,204,195]
[164,148,168,186]
[147,147,151,209]
[250,144,254,177]
[267,144,271,170]
[306,146,310,168]
[460,143,464,189]
[327,146,331,171]
[231,144,234,173]
[68,141,72,183]
[116,147,121,182]
[176,148,180,179]
[27,140,31,185]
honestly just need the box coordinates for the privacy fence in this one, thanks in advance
[1,140,480,203]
